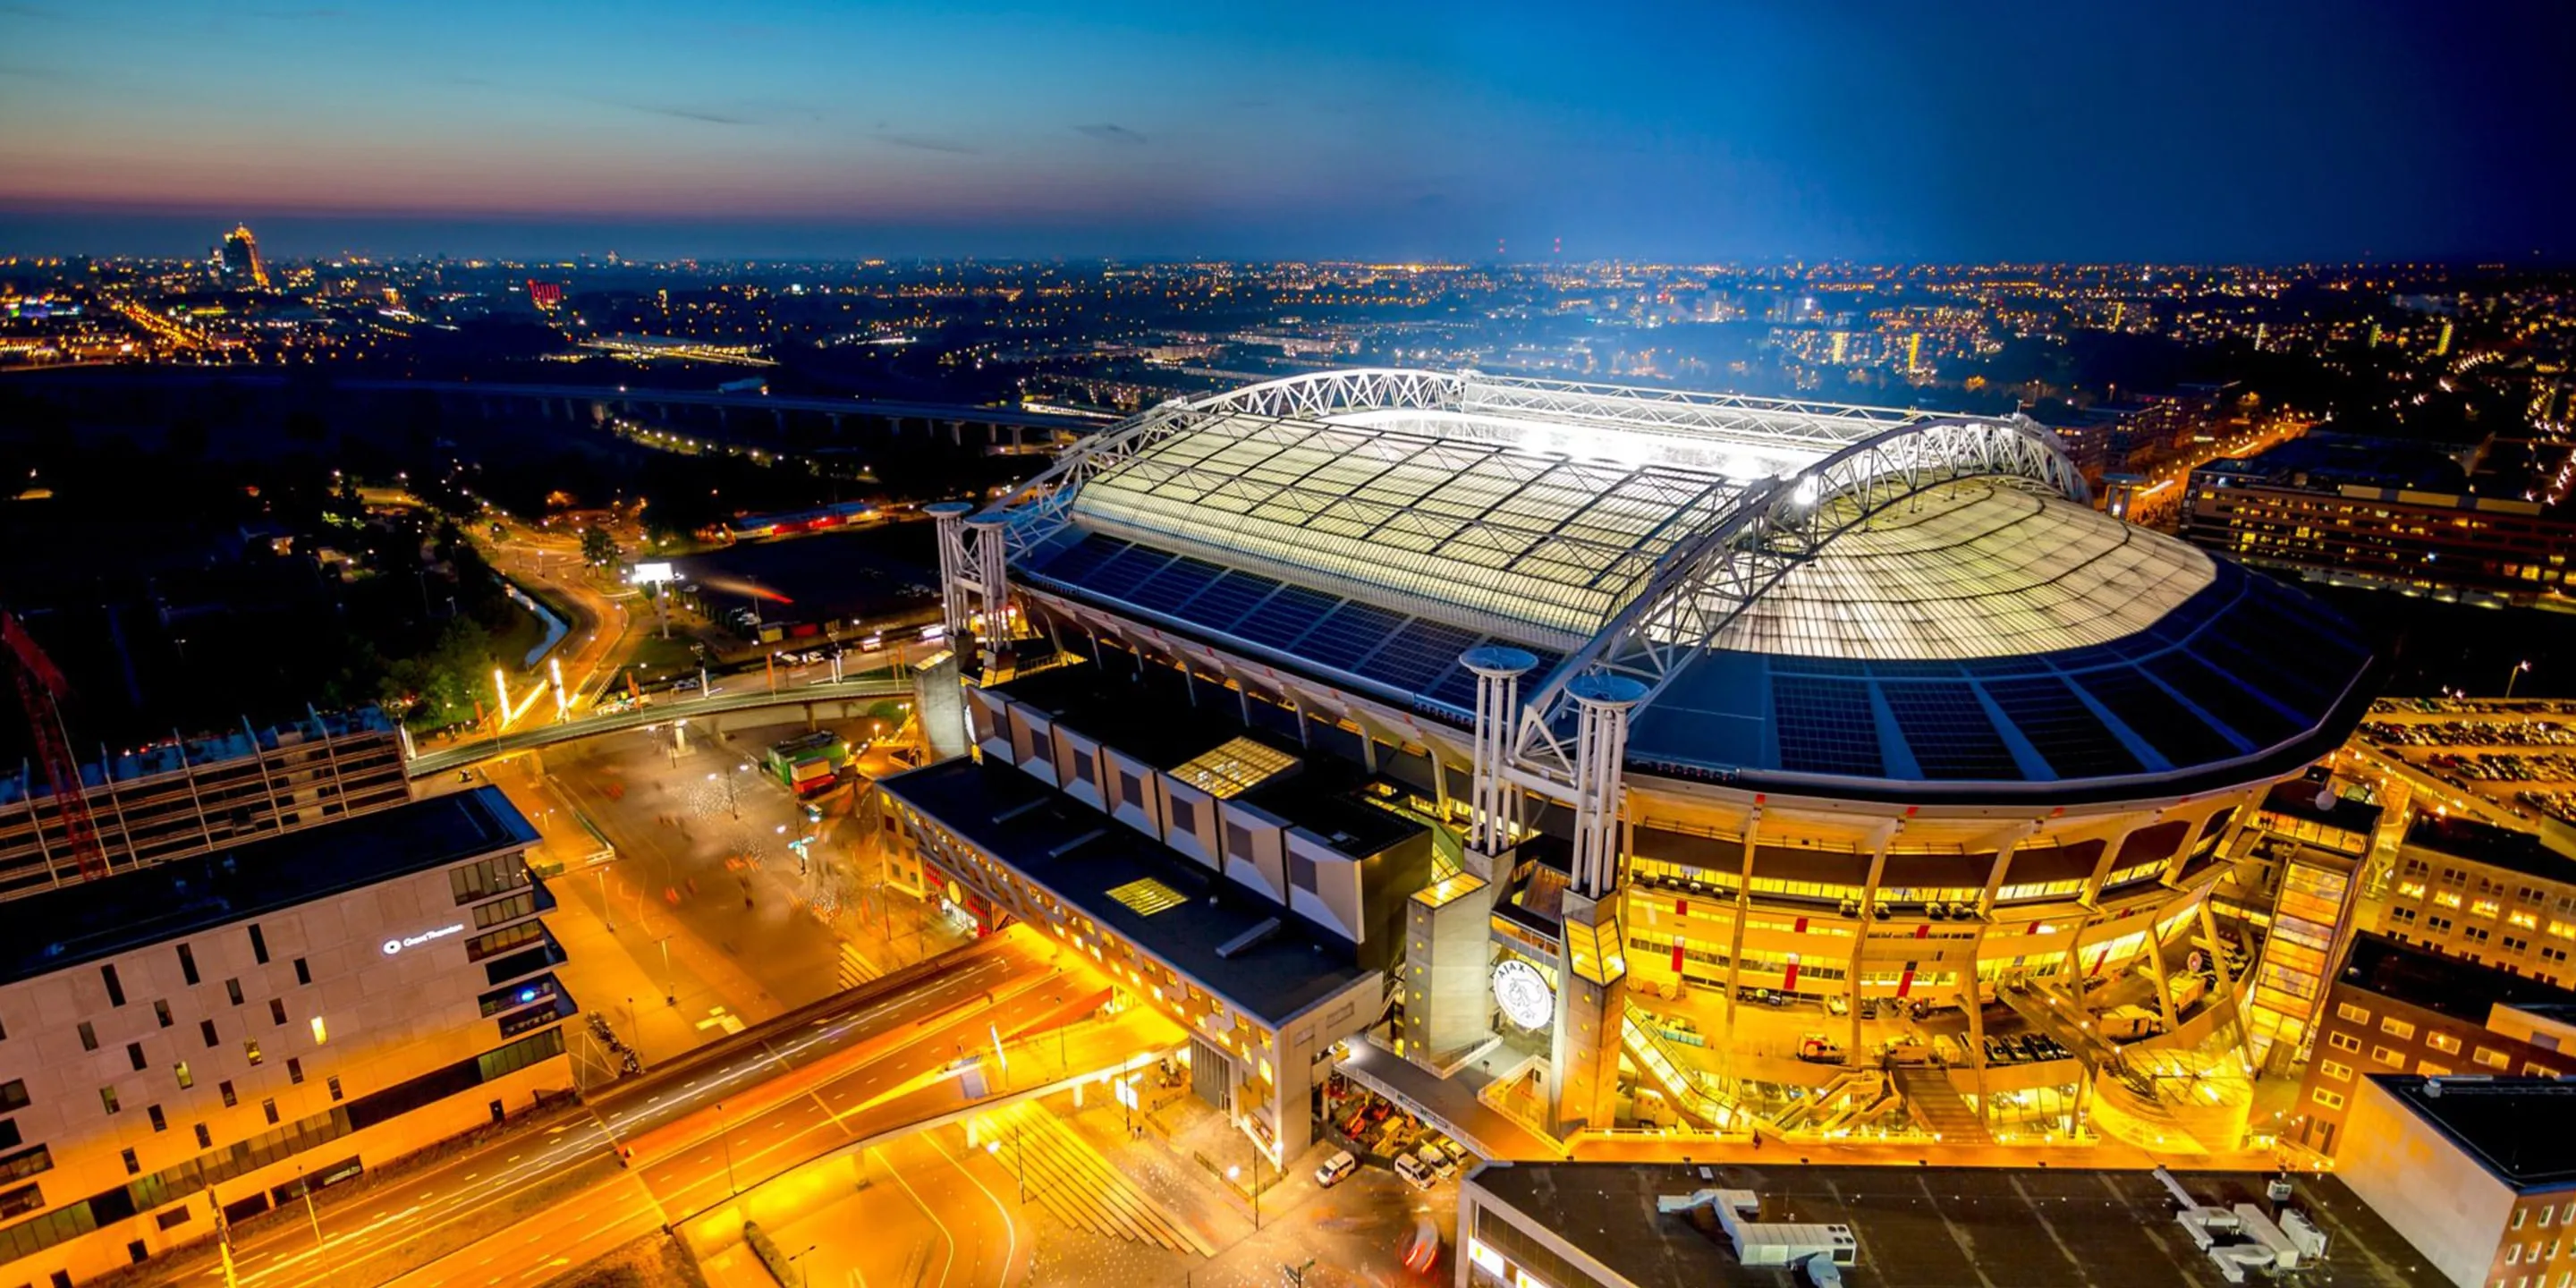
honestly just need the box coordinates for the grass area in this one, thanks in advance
[623,630,707,678]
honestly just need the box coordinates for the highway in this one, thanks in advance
[404,675,912,776]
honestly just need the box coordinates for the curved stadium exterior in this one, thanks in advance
[888,369,2379,1158]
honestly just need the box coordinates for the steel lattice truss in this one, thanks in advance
[976,369,2089,791]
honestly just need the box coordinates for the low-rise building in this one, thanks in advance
[2338,1075,2576,1288]
[2291,933,2576,1156]
[2374,816,2576,984]
[0,786,571,1285]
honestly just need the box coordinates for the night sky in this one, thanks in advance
[1,0,2568,261]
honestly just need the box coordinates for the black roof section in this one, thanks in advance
[2367,1075,2576,1193]
[2404,815,2576,885]
[2337,931,2576,1026]
[877,755,1374,1028]
[1467,1161,2443,1287]
[0,787,538,988]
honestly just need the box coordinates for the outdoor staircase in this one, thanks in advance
[1889,1067,1993,1143]
[985,1102,1207,1253]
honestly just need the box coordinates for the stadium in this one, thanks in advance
[880,369,2379,1162]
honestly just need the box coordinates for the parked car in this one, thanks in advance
[1315,1149,1358,1188]
[1394,1152,1438,1191]
[1419,1141,1461,1180]
[1796,1033,1845,1063]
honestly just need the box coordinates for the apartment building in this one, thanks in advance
[2338,1076,2576,1288]
[2373,816,2576,985]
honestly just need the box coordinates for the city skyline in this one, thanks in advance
[2,1,2572,262]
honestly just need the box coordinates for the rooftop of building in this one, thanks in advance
[1467,1160,2438,1287]
[996,369,2380,806]
[2402,814,2576,884]
[2258,776,2385,835]
[2195,432,2471,493]
[877,754,1375,1028]
[2336,931,2576,1027]
[2366,1075,2576,1193]
[0,786,538,988]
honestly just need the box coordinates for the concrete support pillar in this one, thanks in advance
[949,419,964,446]
[1549,887,1627,1139]
[1848,819,1902,1057]
[965,512,1012,641]
[1564,674,1647,899]
[1460,646,1538,877]
[925,502,974,644]
[1720,808,1762,1064]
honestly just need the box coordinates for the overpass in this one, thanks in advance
[405,676,912,776]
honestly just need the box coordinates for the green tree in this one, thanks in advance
[580,525,621,569]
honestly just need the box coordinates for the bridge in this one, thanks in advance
[406,676,913,776]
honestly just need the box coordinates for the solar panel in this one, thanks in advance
[1882,682,2022,780]
[1298,602,1408,671]
[1174,571,1282,632]
[1126,556,1227,614]
[2074,667,2243,767]
[1079,542,1179,598]
[1357,620,1480,693]
[1028,532,1129,583]
[1771,674,1883,777]
[1422,664,1480,712]
[1771,656,1870,677]
[2144,651,2300,748]
[1981,675,2142,779]
[1233,586,1340,649]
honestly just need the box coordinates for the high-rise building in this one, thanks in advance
[217,225,267,289]
[2335,1075,2576,1288]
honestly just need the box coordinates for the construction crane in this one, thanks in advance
[1,612,108,882]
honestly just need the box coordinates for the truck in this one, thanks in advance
[763,730,850,798]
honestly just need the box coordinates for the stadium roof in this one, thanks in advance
[988,369,2377,801]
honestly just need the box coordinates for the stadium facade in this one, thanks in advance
[878,369,2380,1164]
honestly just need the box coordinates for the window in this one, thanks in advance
[2428,1032,2462,1055]
[119,1148,138,1176]
[1287,848,1318,893]
[463,922,546,962]
[225,979,243,1006]
[2380,1017,2417,1040]
[1170,797,1197,834]
[2327,1032,2361,1053]
[2371,1046,2404,1068]
[326,1077,343,1103]
[248,924,269,965]
[77,1022,96,1052]
[472,890,538,929]
[268,999,287,1027]
[2479,1047,2513,1070]
[155,1208,191,1232]
[1072,755,1095,785]
[293,958,311,987]
[147,1105,165,1131]
[287,1058,304,1085]
[174,1063,192,1090]
[192,1123,211,1148]
[1119,773,1144,809]
[126,1042,146,1072]
[98,1087,118,1114]
[243,1039,262,1066]
[154,1000,172,1028]
[2317,1060,2352,1082]
[451,855,532,905]
[102,964,125,1007]
[309,1016,326,1046]
[200,1020,218,1048]
[2419,1062,2453,1076]
[218,1080,236,1108]
[1225,822,1255,860]
[2335,1002,2370,1023]
[0,1183,41,1221]
[261,1099,278,1126]
[177,944,199,986]
[2312,1088,2345,1110]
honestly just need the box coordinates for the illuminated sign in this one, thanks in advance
[629,562,676,585]
[381,923,466,955]
[1491,958,1555,1030]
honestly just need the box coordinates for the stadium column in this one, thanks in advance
[1549,674,1646,1138]
[1966,822,2035,1125]
[1460,646,1539,881]
[965,512,1013,640]
[1848,818,1903,1059]
[1719,806,1763,1069]
[925,502,974,643]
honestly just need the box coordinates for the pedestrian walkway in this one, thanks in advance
[986,1101,1212,1255]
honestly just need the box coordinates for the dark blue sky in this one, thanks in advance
[1,0,2567,261]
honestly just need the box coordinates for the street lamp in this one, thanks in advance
[714,1100,741,1199]
[785,1243,820,1287]
[2508,659,2532,699]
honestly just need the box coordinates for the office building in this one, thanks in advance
[2338,1076,2576,1288]
[2292,933,2576,1155]
[2372,817,2576,984]
[2182,434,2576,606]
[0,788,571,1285]
[216,225,267,291]
[887,369,2380,1165]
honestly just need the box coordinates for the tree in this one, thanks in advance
[580,525,621,570]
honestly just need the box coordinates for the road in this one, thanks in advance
[405,677,911,776]
[152,928,1115,1288]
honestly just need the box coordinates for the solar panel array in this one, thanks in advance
[1023,530,1563,718]
[1027,528,2367,787]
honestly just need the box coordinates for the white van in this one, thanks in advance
[1394,1152,1438,1191]
[1314,1149,1358,1188]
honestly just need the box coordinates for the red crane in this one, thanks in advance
[1,613,108,882]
